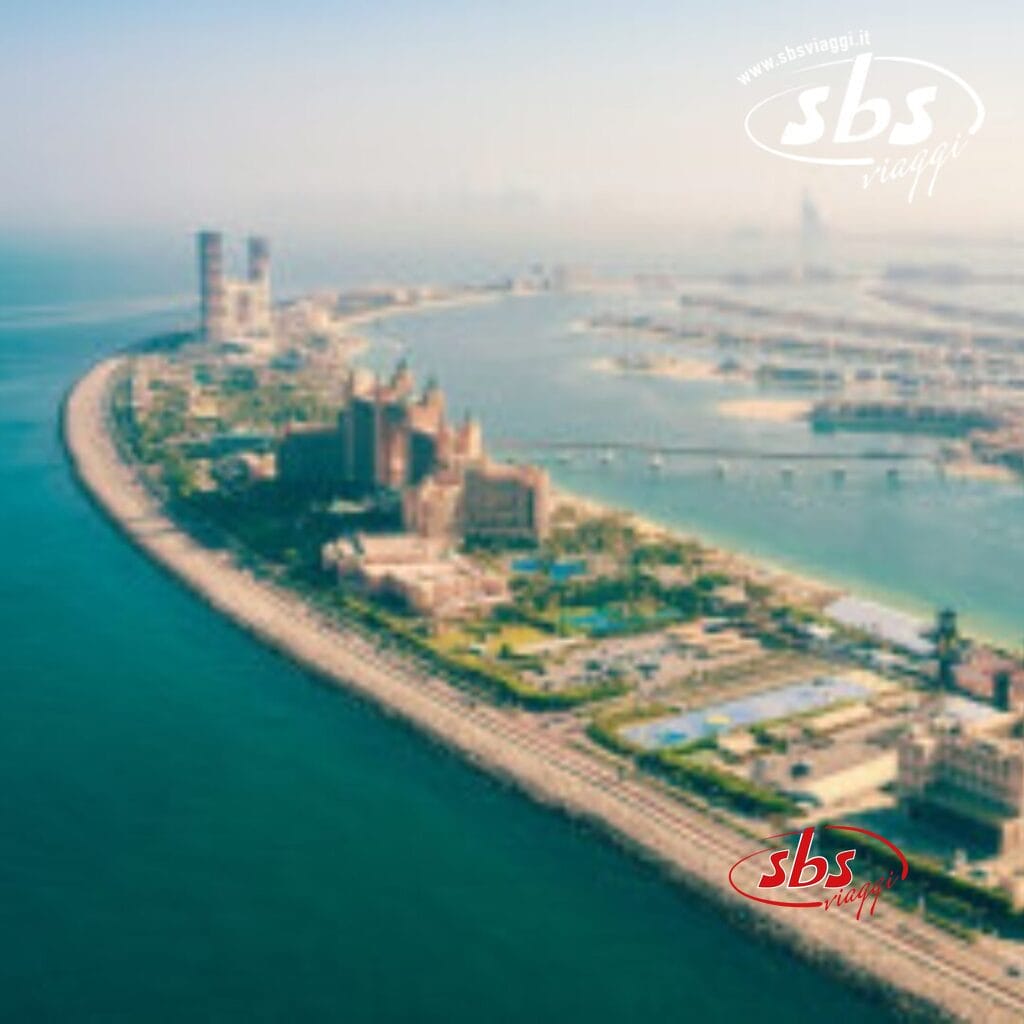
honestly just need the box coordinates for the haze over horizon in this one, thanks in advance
[3,1,1021,240]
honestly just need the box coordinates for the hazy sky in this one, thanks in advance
[2,1,1021,239]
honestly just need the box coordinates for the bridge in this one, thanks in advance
[496,439,934,463]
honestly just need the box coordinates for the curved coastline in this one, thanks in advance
[363,294,1020,650]
[62,355,1021,1023]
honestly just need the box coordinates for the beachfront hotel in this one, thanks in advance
[278,361,550,548]
[461,459,551,543]
[279,363,479,494]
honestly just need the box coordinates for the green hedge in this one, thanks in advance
[586,721,638,757]
[585,708,797,818]
[817,828,1017,925]
[586,704,677,758]
[639,750,799,817]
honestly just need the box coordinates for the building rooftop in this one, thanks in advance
[825,595,934,656]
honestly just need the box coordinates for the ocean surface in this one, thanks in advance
[5,229,1016,1021]
[362,286,1024,646]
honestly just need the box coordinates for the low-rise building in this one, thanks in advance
[898,705,1024,853]
[956,649,1024,711]
[825,595,934,657]
[780,750,898,809]
[322,533,509,619]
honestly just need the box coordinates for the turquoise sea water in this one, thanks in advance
[362,290,1024,646]
[0,240,899,1020]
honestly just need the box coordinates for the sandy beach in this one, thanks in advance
[550,486,840,611]
[592,355,720,382]
[943,459,1021,485]
[62,356,1024,1023]
[337,289,500,330]
[324,290,502,365]
[717,397,814,423]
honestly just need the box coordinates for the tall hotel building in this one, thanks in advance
[278,363,549,544]
[197,230,227,342]
[198,230,273,341]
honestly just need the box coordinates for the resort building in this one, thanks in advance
[322,533,509,619]
[898,704,1024,854]
[956,649,1024,711]
[341,363,416,490]
[276,364,482,500]
[401,474,464,539]
[276,361,551,546]
[462,459,550,544]
[824,595,935,657]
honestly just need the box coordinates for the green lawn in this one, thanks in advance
[434,622,553,658]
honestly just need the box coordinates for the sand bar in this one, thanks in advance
[717,397,814,423]
[592,355,720,382]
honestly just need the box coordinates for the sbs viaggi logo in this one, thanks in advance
[739,33,985,202]
[728,824,909,921]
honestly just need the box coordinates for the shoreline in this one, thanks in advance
[356,290,1015,646]
[717,396,814,423]
[943,459,1021,485]
[548,473,1016,650]
[549,483,960,648]
[590,354,722,383]
[63,355,1024,1022]
[547,486,842,612]
[335,289,501,332]
[546,460,1013,649]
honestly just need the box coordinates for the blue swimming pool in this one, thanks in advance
[621,676,873,750]
[511,557,588,581]
[550,559,587,582]
[564,607,681,636]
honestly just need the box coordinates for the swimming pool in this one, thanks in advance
[511,557,588,581]
[564,607,682,635]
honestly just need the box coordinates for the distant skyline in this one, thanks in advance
[2,1,1021,238]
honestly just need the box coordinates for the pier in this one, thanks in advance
[498,439,933,464]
